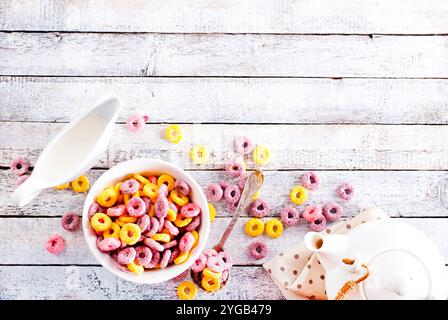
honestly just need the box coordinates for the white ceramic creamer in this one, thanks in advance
[12,95,122,206]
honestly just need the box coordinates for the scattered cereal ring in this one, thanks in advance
[206,183,223,202]
[155,196,169,218]
[91,213,112,232]
[71,175,90,193]
[127,261,144,274]
[227,201,238,213]
[265,218,283,239]
[142,114,150,123]
[143,238,165,252]
[177,281,198,300]
[302,204,322,223]
[248,240,268,260]
[106,204,127,218]
[191,254,207,273]
[157,174,175,191]
[206,256,224,273]
[233,136,254,155]
[61,211,80,231]
[217,251,233,270]
[219,180,230,192]
[103,222,121,239]
[244,218,264,237]
[54,182,70,190]
[165,124,183,144]
[301,172,320,191]
[15,175,29,187]
[163,240,178,250]
[253,145,270,166]
[249,198,270,218]
[157,183,168,198]
[191,230,199,248]
[337,182,354,201]
[126,114,145,133]
[117,247,136,265]
[169,189,189,206]
[308,214,327,232]
[184,215,201,232]
[127,197,147,217]
[174,251,190,265]
[121,179,140,194]
[203,249,218,259]
[190,144,210,164]
[137,214,151,232]
[97,188,117,208]
[208,203,217,222]
[174,179,191,196]
[45,234,65,255]
[135,245,153,266]
[226,160,245,178]
[322,202,343,222]
[203,267,222,280]
[224,185,241,204]
[98,238,121,252]
[290,185,308,205]
[10,157,29,176]
[151,233,171,243]
[164,220,180,236]
[159,249,172,269]
[179,232,194,252]
[119,223,141,245]
[201,276,221,292]
[251,190,260,201]
[280,206,299,227]
[180,203,201,218]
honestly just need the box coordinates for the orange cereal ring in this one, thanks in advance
[177,281,197,300]
[201,276,221,292]
[174,215,192,228]
[157,174,175,191]
[71,175,90,193]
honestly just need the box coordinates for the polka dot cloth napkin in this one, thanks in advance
[263,207,388,300]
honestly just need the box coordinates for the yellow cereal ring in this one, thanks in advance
[201,276,221,292]
[253,145,270,166]
[127,262,144,275]
[265,218,284,239]
[151,233,171,243]
[251,190,260,201]
[165,124,183,144]
[123,193,130,206]
[120,223,141,245]
[174,215,193,228]
[169,190,189,206]
[191,230,199,248]
[166,208,177,222]
[54,183,70,190]
[143,183,158,202]
[96,187,117,208]
[157,174,175,191]
[134,174,150,185]
[208,203,216,222]
[290,185,308,205]
[203,268,222,280]
[114,182,124,203]
[90,213,112,232]
[177,281,197,300]
[244,218,265,237]
[190,144,210,164]
[174,251,190,265]
[118,215,138,223]
[71,175,90,193]
[103,222,121,239]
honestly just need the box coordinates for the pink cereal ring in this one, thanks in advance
[127,197,146,217]
[61,211,80,231]
[206,183,223,202]
[96,236,105,252]
[301,172,320,191]
[157,217,165,232]
[203,249,218,259]
[145,249,160,269]
[238,175,248,190]
[217,251,233,270]
[142,114,150,123]
[135,246,153,266]
[302,204,322,223]
[179,232,195,252]
[98,238,121,252]
[117,247,136,265]
[114,261,131,273]
[120,179,140,194]
[221,270,229,282]
[88,202,103,219]
[45,234,65,255]
[144,238,165,252]
[322,202,343,222]
[219,180,230,192]
[337,182,354,201]
[226,160,245,178]
[233,136,254,155]
[143,217,159,237]
[169,201,178,214]
[164,220,179,236]
[227,201,238,213]
[308,214,327,232]
[248,240,268,260]
[180,203,201,218]
[163,240,178,250]
[142,197,151,213]
[169,248,180,264]
[107,204,127,218]
[158,183,168,198]
[224,185,241,204]
[155,197,169,218]
[207,256,224,273]
[280,206,299,227]
[126,114,145,133]
[159,250,172,269]
[184,215,201,232]
[10,157,29,176]
[191,254,207,273]
[15,175,29,187]
[174,180,191,196]
[137,214,151,232]
[249,198,270,218]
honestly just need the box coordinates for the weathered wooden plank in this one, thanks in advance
[1,33,447,77]
[1,123,447,170]
[1,0,448,34]
[0,217,446,265]
[2,169,448,218]
[1,76,447,124]
[0,265,282,300]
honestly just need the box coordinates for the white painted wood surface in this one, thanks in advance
[0,1,447,300]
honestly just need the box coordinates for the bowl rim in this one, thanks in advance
[82,158,210,284]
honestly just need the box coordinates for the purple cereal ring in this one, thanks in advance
[143,238,165,252]
[249,198,270,218]
[217,251,233,270]
[174,179,191,196]
[10,157,29,176]
[98,238,121,252]
[206,183,223,202]
[219,180,230,192]
[120,179,140,194]
[61,211,80,232]
[184,215,201,232]
[117,247,136,265]
[142,197,151,213]
[164,220,179,236]
[203,249,218,259]
[137,214,151,232]
[107,204,127,218]
[224,185,241,204]
[126,114,145,133]
[302,204,322,223]
[248,240,268,260]
[207,256,224,273]
[45,234,65,255]
[337,182,354,201]
[227,201,238,213]
[191,254,207,273]
[322,202,343,222]
[145,249,161,269]
[135,246,153,266]
[179,232,195,252]
[308,214,327,232]
[88,202,103,219]
[226,160,245,178]
[180,203,201,218]
[169,248,180,264]
[155,197,169,218]
[163,240,178,250]
[143,217,159,237]
[127,197,146,217]
[157,217,165,232]
[233,136,254,155]
[15,175,29,187]
[158,183,169,198]
[301,172,320,191]
[159,250,172,269]
[280,206,299,227]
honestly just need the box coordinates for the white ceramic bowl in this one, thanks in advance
[82,158,210,284]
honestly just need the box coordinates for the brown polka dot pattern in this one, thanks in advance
[294,254,299,259]
[320,275,325,280]
[280,266,285,271]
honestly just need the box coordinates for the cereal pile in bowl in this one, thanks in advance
[88,173,202,274]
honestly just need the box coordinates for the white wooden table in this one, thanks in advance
[0,1,447,300]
